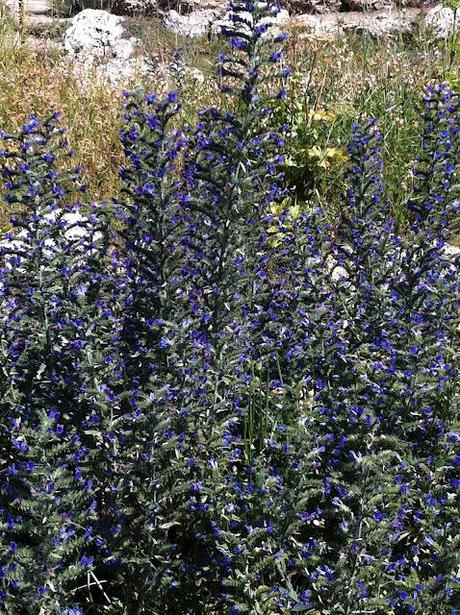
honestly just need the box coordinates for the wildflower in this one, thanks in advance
[79,555,94,568]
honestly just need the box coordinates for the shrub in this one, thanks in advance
[0,2,459,614]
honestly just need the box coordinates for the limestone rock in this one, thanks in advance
[162,8,218,37]
[113,0,158,15]
[348,12,411,35]
[211,7,290,36]
[167,0,225,11]
[293,8,418,38]
[63,9,154,84]
[0,208,103,269]
[292,13,344,37]
[64,9,133,60]
[281,0,341,14]
[425,5,460,38]
[342,0,386,10]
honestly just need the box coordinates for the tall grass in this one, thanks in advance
[0,35,123,218]
[283,25,460,219]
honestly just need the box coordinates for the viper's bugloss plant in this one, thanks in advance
[0,3,459,614]
[0,114,122,612]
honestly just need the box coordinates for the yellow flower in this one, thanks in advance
[324,147,348,162]
[306,146,348,169]
[308,109,336,123]
[267,198,300,246]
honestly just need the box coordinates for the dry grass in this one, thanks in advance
[0,15,224,224]
[0,42,123,207]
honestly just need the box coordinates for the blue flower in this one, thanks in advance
[22,117,40,133]
[80,555,94,568]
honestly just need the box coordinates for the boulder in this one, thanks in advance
[342,0,386,10]
[0,208,103,268]
[292,8,417,38]
[162,8,218,37]
[63,9,152,84]
[292,14,344,37]
[425,5,460,38]
[262,7,291,26]
[166,0,225,11]
[113,0,158,14]
[64,9,133,60]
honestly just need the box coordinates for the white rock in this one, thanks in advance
[261,8,290,26]
[293,8,420,39]
[64,54,154,87]
[64,9,131,59]
[425,5,460,39]
[289,0,341,13]
[349,13,410,36]
[163,9,218,38]
[212,8,289,36]
[115,0,157,14]
[293,14,344,38]
[183,66,206,84]
[211,11,251,36]
[178,0,226,11]
[0,209,103,268]
[63,9,153,85]
[345,0,385,10]
[104,55,153,85]
[444,243,460,258]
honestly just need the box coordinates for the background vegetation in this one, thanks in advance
[0,6,459,218]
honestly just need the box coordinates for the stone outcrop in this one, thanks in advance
[64,9,133,58]
[282,0,341,14]
[292,7,420,38]
[63,9,152,83]
[162,8,219,37]
[425,5,460,38]
[211,7,290,36]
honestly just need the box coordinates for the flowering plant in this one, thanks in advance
[0,3,459,614]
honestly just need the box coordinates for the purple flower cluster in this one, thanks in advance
[0,4,459,614]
